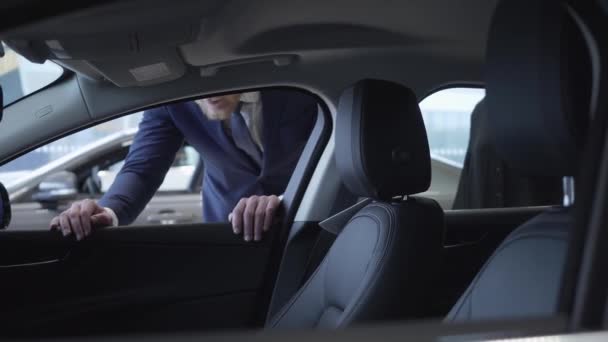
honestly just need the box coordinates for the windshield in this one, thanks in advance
[0,43,63,106]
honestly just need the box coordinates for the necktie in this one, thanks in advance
[230,108,262,167]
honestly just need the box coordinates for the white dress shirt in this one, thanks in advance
[237,91,264,152]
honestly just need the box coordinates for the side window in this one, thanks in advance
[420,87,485,167]
[0,88,321,230]
[0,111,202,229]
[419,87,485,210]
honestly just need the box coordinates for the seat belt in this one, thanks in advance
[300,198,373,283]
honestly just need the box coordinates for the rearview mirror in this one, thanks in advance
[32,171,78,210]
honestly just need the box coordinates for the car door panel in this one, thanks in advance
[0,224,272,337]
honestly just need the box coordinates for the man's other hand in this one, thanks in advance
[49,199,114,240]
[229,195,280,242]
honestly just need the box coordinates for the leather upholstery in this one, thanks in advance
[270,199,443,328]
[335,79,431,200]
[269,79,443,328]
[447,208,572,321]
[452,99,562,209]
[485,0,590,176]
[447,0,592,322]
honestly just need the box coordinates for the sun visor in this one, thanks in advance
[3,21,199,87]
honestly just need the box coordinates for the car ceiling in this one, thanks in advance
[0,0,496,171]
[1,0,496,89]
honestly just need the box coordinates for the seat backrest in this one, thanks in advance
[452,99,562,209]
[268,79,444,329]
[447,0,593,322]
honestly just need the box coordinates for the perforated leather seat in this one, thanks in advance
[268,79,444,328]
[447,0,592,321]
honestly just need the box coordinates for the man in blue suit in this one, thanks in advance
[50,90,318,242]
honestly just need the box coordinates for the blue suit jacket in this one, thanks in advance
[98,90,318,224]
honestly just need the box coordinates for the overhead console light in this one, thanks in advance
[200,54,297,77]
[88,52,187,87]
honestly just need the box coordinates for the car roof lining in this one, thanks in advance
[1,0,496,87]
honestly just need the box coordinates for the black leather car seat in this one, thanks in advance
[268,79,444,328]
[447,0,592,321]
[452,98,562,209]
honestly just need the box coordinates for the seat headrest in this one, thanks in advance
[485,0,593,176]
[335,79,431,200]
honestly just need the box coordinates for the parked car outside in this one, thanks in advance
[0,128,203,230]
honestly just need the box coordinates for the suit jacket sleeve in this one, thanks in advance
[284,91,318,154]
[97,106,184,225]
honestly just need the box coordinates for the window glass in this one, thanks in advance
[0,113,144,184]
[98,145,198,193]
[420,87,485,167]
[418,88,484,210]
[0,44,63,106]
[0,89,319,230]
[0,111,202,229]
